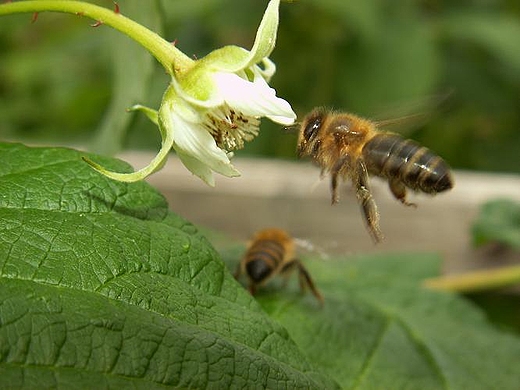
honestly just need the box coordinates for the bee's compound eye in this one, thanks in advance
[304,116,322,141]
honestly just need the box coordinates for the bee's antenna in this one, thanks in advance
[282,122,301,134]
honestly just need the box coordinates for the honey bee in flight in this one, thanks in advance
[234,228,323,303]
[297,108,454,242]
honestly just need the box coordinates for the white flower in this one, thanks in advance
[161,58,295,185]
[84,0,295,186]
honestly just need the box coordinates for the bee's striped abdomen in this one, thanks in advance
[245,239,285,283]
[362,133,453,194]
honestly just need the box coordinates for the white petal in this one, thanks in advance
[170,104,240,179]
[213,71,296,125]
[176,151,216,186]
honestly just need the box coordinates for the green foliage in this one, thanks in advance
[1,0,519,172]
[263,256,520,389]
[472,199,520,249]
[219,245,520,389]
[0,143,333,389]
[1,142,520,388]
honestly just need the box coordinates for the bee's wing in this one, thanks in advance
[372,90,454,134]
[293,238,330,260]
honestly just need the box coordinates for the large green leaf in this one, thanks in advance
[218,247,520,389]
[2,142,519,389]
[0,143,334,389]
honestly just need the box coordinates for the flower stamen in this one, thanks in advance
[203,105,261,151]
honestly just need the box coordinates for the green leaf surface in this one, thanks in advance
[472,199,520,249]
[217,245,520,389]
[3,142,519,389]
[0,143,334,389]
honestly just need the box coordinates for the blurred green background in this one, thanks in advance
[1,0,519,172]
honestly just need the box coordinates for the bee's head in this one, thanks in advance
[297,108,327,157]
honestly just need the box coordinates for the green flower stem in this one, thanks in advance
[0,0,193,74]
[423,265,520,293]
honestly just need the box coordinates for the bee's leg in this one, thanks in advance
[330,172,340,205]
[235,260,256,295]
[389,178,417,207]
[233,259,243,279]
[330,156,349,205]
[280,260,297,288]
[354,161,384,243]
[320,167,327,180]
[281,259,324,304]
[295,260,324,304]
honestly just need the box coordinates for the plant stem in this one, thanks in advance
[0,0,193,74]
[423,265,520,293]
